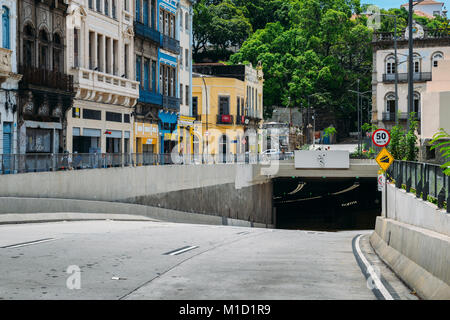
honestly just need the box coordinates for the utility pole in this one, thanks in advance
[407,0,414,131]
[394,15,399,126]
[201,76,209,159]
[357,79,361,153]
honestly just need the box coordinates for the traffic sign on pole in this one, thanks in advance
[372,129,391,148]
[376,147,394,172]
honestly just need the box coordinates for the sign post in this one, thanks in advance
[373,129,393,218]
[372,129,391,148]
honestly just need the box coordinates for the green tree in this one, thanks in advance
[431,129,450,175]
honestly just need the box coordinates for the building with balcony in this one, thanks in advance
[401,0,447,19]
[65,0,138,154]
[371,23,450,132]
[17,0,74,156]
[0,0,21,173]
[177,0,194,156]
[193,63,264,155]
[134,0,162,154]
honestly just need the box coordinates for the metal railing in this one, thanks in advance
[161,34,180,54]
[19,65,74,92]
[134,22,161,44]
[0,152,295,175]
[382,72,432,83]
[216,114,234,125]
[388,160,450,213]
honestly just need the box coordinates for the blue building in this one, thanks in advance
[134,0,181,155]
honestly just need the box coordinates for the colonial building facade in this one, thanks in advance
[372,23,450,160]
[17,0,74,156]
[0,0,21,172]
[65,0,139,154]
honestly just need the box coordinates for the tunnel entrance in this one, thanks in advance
[273,177,381,231]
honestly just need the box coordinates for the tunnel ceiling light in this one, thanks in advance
[275,196,323,204]
[287,182,306,195]
[331,182,360,196]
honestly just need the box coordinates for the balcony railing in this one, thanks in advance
[161,34,180,54]
[139,88,163,106]
[217,114,234,125]
[235,115,246,125]
[134,22,161,45]
[373,29,450,43]
[382,72,432,83]
[162,95,180,111]
[19,65,74,93]
[382,112,421,121]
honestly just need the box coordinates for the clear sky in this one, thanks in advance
[363,0,450,10]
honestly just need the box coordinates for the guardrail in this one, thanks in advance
[388,160,450,213]
[0,152,295,175]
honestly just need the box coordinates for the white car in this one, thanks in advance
[262,149,280,160]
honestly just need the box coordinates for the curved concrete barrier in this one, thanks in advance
[0,197,272,228]
[370,217,450,300]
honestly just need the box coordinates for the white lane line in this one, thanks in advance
[166,246,199,256]
[355,235,393,300]
[1,238,57,249]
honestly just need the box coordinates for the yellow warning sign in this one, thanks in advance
[376,147,394,172]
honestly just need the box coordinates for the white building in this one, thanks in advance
[401,0,446,19]
[177,0,194,154]
[372,23,450,160]
[65,0,139,154]
[0,0,21,172]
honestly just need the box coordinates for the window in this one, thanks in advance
[170,15,175,38]
[53,33,63,72]
[386,56,396,74]
[143,0,149,25]
[74,29,79,67]
[151,60,156,92]
[180,84,183,104]
[124,44,129,78]
[105,0,109,16]
[432,52,444,67]
[151,0,156,28]
[386,93,396,114]
[124,0,129,11]
[136,0,141,21]
[72,107,81,119]
[106,112,122,122]
[2,6,10,49]
[185,12,189,30]
[413,92,420,115]
[219,96,230,115]
[180,10,183,29]
[136,55,141,83]
[192,97,198,117]
[89,0,94,9]
[39,30,49,69]
[112,0,117,18]
[413,54,421,73]
[124,114,130,123]
[160,65,163,94]
[144,58,150,89]
[180,47,183,68]
[83,109,102,120]
[96,0,101,12]
[185,49,189,68]
[237,97,240,117]
[185,85,189,106]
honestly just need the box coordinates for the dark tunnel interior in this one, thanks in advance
[273,177,382,231]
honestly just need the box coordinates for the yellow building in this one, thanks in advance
[134,122,159,154]
[192,63,264,161]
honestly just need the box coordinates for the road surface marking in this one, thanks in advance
[353,234,394,300]
[164,246,199,256]
[1,238,56,249]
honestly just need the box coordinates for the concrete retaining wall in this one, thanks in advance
[0,164,273,225]
[372,184,450,299]
[0,197,272,228]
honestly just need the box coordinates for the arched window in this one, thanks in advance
[53,33,63,72]
[23,24,35,67]
[413,53,421,73]
[413,92,420,115]
[432,52,444,67]
[2,6,10,49]
[385,93,396,121]
[386,55,396,74]
[39,29,49,69]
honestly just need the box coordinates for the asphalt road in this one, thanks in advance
[0,220,416,300]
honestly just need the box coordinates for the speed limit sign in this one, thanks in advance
[372,129,391,147]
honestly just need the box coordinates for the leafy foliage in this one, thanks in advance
[431,129,450,176]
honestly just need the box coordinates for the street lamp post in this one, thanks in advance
[201,75,209,159]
